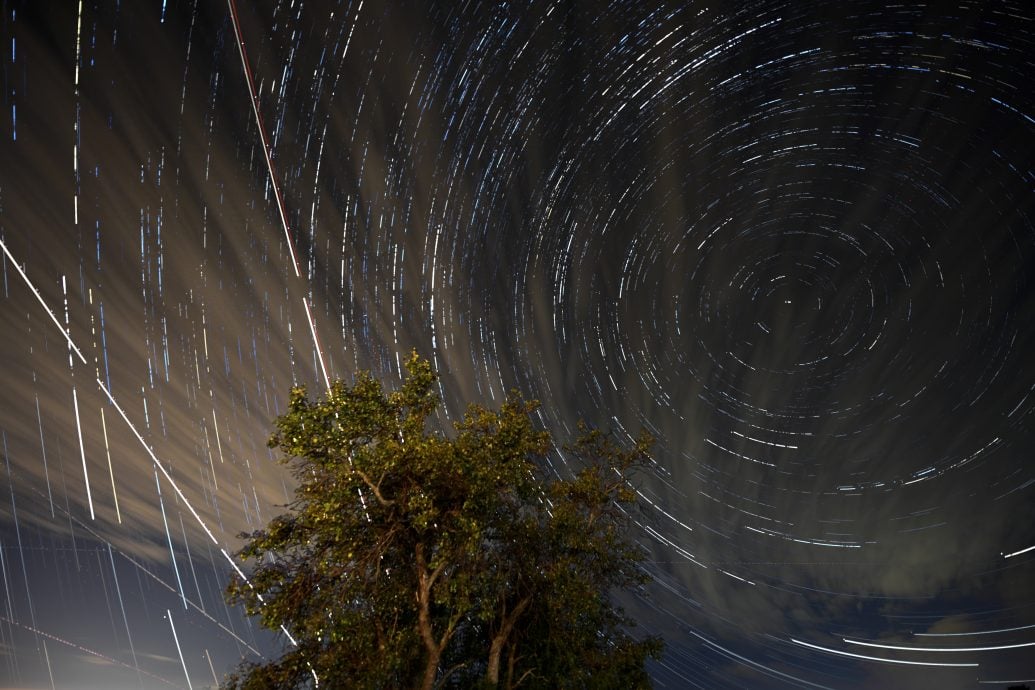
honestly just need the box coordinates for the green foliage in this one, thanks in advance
[224,352,662,689]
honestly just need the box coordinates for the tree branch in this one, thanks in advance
[353,467,394,506]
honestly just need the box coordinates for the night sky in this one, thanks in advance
[1,1,1034,688]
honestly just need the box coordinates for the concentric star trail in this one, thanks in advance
[0,2,1033,687]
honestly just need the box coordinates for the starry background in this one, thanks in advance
[0,1,1034,688]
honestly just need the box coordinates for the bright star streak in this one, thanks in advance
[167,609,194,690]
[1002,543,1035,559]
[843,637,1035,653]
[790,638,979,667]
[917,623,1035,637]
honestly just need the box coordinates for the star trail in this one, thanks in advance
[1,1,1034,688]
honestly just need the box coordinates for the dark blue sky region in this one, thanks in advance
[1,1,1034,688]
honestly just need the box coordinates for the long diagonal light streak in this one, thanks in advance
[226,0,331,391]
[0,238,260,595]
[225,0,300,280]
[75,508,263,656]
[0,239,90,366]
[29,466,264,657]
[168,609,194,690]
[0,612,179,688]
[223,6,361,682]
[107,543,143,688]
[156,467,189,611]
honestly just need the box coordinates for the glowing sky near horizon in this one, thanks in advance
[0,1,1034,688]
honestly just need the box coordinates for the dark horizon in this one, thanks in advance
[1,1,1034,688]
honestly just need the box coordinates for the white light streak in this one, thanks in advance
[107,544,140,683]
[35,396,55,517]
[100,407,121,523]
[72,387,95,520]
[211,408,225,466]
[790,638,978,667]
[917,622,1035,637]
[226,0,300,278]
[687,631,835,689]
[0,240,88,365]
[303,296,332,390]
[226,0,333,392]
[167,609,194,690]
[1003,543,1035,559]
[156,469,188,611]
[844,637,1035,653]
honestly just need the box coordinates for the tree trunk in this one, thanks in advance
[415,543,440,690]
[505,640,517,690]
[420,647,441,690]
[486,596,531,686]
[487,636,505,687]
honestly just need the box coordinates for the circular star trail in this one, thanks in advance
[0,1,1034,688]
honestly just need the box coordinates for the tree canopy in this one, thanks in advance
[224,352,662,689]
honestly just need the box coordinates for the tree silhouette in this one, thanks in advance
[224,352,662,689]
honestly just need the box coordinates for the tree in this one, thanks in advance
[224,352,662,689]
